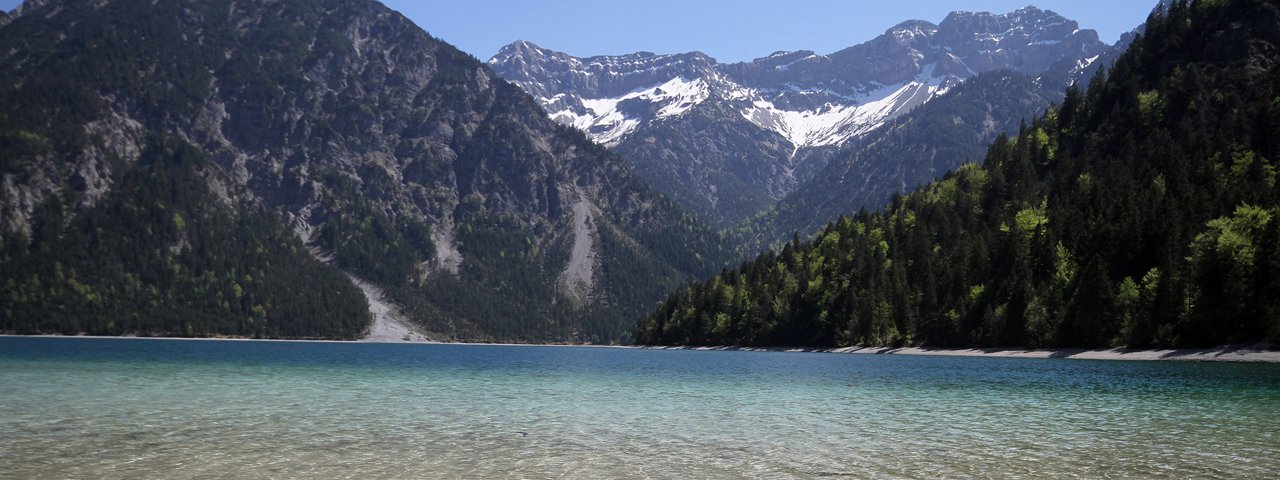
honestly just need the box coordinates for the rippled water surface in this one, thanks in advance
[2,337,1278,478]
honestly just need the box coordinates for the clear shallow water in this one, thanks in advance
[1,338,1278,479]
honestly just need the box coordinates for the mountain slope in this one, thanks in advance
[0,0,728,342]
[491,7,1111,227]
[1,136,374,338]
[739,70,1072,249]
[637,0,1280,349]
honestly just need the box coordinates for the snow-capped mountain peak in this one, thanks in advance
[491,7,1104,150]
[487,7,1114,228]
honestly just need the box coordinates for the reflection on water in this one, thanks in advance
[1,337,1278,478]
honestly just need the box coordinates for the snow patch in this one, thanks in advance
[1076,55,1100,71]
[545,76,710,146]
[741,64,951,148]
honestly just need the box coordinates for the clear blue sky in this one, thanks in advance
[388,0,1157,62]
[3,1,1156,63]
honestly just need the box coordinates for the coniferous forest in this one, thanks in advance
[0,138,372,338]
[637,0,1280,349]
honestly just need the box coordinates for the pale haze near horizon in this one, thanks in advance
[2,1,1156,63]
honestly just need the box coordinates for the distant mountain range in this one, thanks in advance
[491,7,1117,230]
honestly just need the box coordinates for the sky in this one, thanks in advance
[2,1,1157,63]
[388,0,1158,63]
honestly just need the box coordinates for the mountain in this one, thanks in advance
[0,0,728,342]
[490,7,1111,227]
[636,0,1280,349]
[738,69,1071,249]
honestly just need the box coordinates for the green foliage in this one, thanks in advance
[1003,200,1049,244]
[1137,90,1165,125]
[638,0,1280,349]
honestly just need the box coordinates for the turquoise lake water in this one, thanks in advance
[1,337,1278,479]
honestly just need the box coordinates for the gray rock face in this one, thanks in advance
[490,6,1112,228]
[933,8,1104,74]
[497,40,719,100]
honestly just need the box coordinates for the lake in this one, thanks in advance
[1,337,1278,478]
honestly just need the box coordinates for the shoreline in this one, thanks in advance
[0,334,630,349]
[3,334,1278,363]
[646,344,1280,363]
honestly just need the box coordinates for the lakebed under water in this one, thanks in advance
[1,337,1278,478]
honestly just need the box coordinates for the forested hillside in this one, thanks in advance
[0,0,728,342]
[637,0,1280,349]
[1,138,372,338]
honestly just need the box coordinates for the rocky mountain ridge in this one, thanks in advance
[490,7,1112,227]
